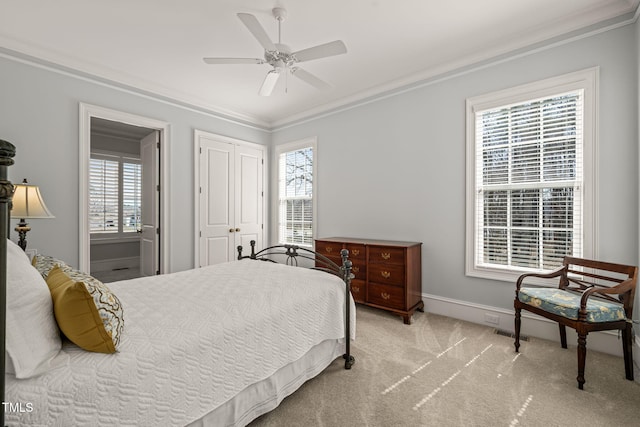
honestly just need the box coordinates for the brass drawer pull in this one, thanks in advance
[325,247,332,253]
[381,292,391,300]
[381,271,391,279]
[352,266,360,273]
[352,249,360,256]
[351,286,360,294]
[381,252,391,260]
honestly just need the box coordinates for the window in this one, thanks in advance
[276,138,316,247]
[466,69,597,281]
[90,152,142,235]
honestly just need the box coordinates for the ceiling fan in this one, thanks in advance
[203,7,347,96]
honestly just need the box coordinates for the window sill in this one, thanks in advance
[91,235,141,245]
[466,263,562,286]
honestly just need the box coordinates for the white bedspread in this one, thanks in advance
[6,260,355,427]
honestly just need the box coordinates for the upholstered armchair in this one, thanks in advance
[514,256,637,389]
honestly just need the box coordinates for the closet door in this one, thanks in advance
[234,144,263,254]
[198,133,264,267]
[199,138,235,267]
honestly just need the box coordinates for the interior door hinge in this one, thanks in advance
[157,142,160,149]
[157,184,160,192]
[200,147,202,154]
[199,231,202,237]
[156,227,160,235]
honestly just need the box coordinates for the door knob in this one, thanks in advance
[235,228,241,232]
[229,228,235,233]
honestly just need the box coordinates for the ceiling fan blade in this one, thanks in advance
[259,69,281,96]
[237,13,276,52]
[291,67,331,91]
[293,40,347,63]
[203,57,264,65]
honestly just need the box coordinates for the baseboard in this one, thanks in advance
[90,256,140,273]
[423,293,624,357]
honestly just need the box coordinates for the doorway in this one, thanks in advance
[79,103,170,277]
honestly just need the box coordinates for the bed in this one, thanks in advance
[0,140,355,427]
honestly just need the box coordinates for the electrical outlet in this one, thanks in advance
[484,313,500,325]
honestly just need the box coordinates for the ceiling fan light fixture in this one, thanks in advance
[204,7,346,96]
[259,69,280,96]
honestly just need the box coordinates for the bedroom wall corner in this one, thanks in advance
[270,22,639,332]
[0,52,270,273]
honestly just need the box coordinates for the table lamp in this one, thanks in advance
[10,178,55,250]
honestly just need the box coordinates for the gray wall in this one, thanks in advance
[1,20,638,320]
[272,23,639,315]
[0,54,270,272]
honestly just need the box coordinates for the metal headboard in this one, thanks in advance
[0,139,16,427]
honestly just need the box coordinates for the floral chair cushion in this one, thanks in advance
[518,287,626,323]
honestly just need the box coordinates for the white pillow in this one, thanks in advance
[6,239,63,378]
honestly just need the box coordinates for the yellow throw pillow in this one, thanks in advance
[46,266,116,353]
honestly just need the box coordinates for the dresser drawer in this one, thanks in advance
[315,240,343,263]
[350,279,366,303]
[368,263,405,287]
[368,282,405,310]
[346,244,366,260]
[350,260,366,280]
[368,246,405,265]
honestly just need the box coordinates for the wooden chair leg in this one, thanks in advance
[559,324,567,349]
[577,332,587,390]
[514,307,521,353]
[622,324,634,381]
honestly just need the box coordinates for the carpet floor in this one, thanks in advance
[251,305,640,426]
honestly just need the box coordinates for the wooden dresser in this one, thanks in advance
[315,237,423,324]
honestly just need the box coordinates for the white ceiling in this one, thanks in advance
[1,1,638,129]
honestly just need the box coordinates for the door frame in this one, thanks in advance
[79,103,171,273]
[193,129,267,268]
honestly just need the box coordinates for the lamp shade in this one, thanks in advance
[11,181,55,219]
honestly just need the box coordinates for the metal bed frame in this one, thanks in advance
[238,240,355,369]
[0,139,16,427]
[0,144,354,427]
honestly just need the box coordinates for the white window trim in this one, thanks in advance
[465,67,598,282]
[273,137,317,248]
[89,150,142,238]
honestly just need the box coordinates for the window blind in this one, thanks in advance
[278,147,313,246]
[475,91,583,271]
[89,157,120,233]
[89,154,142,234]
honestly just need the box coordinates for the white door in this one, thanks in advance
[198,134,263,267]
[235,144,263,253]
[140,131,159,276]
[200,139,234,266]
